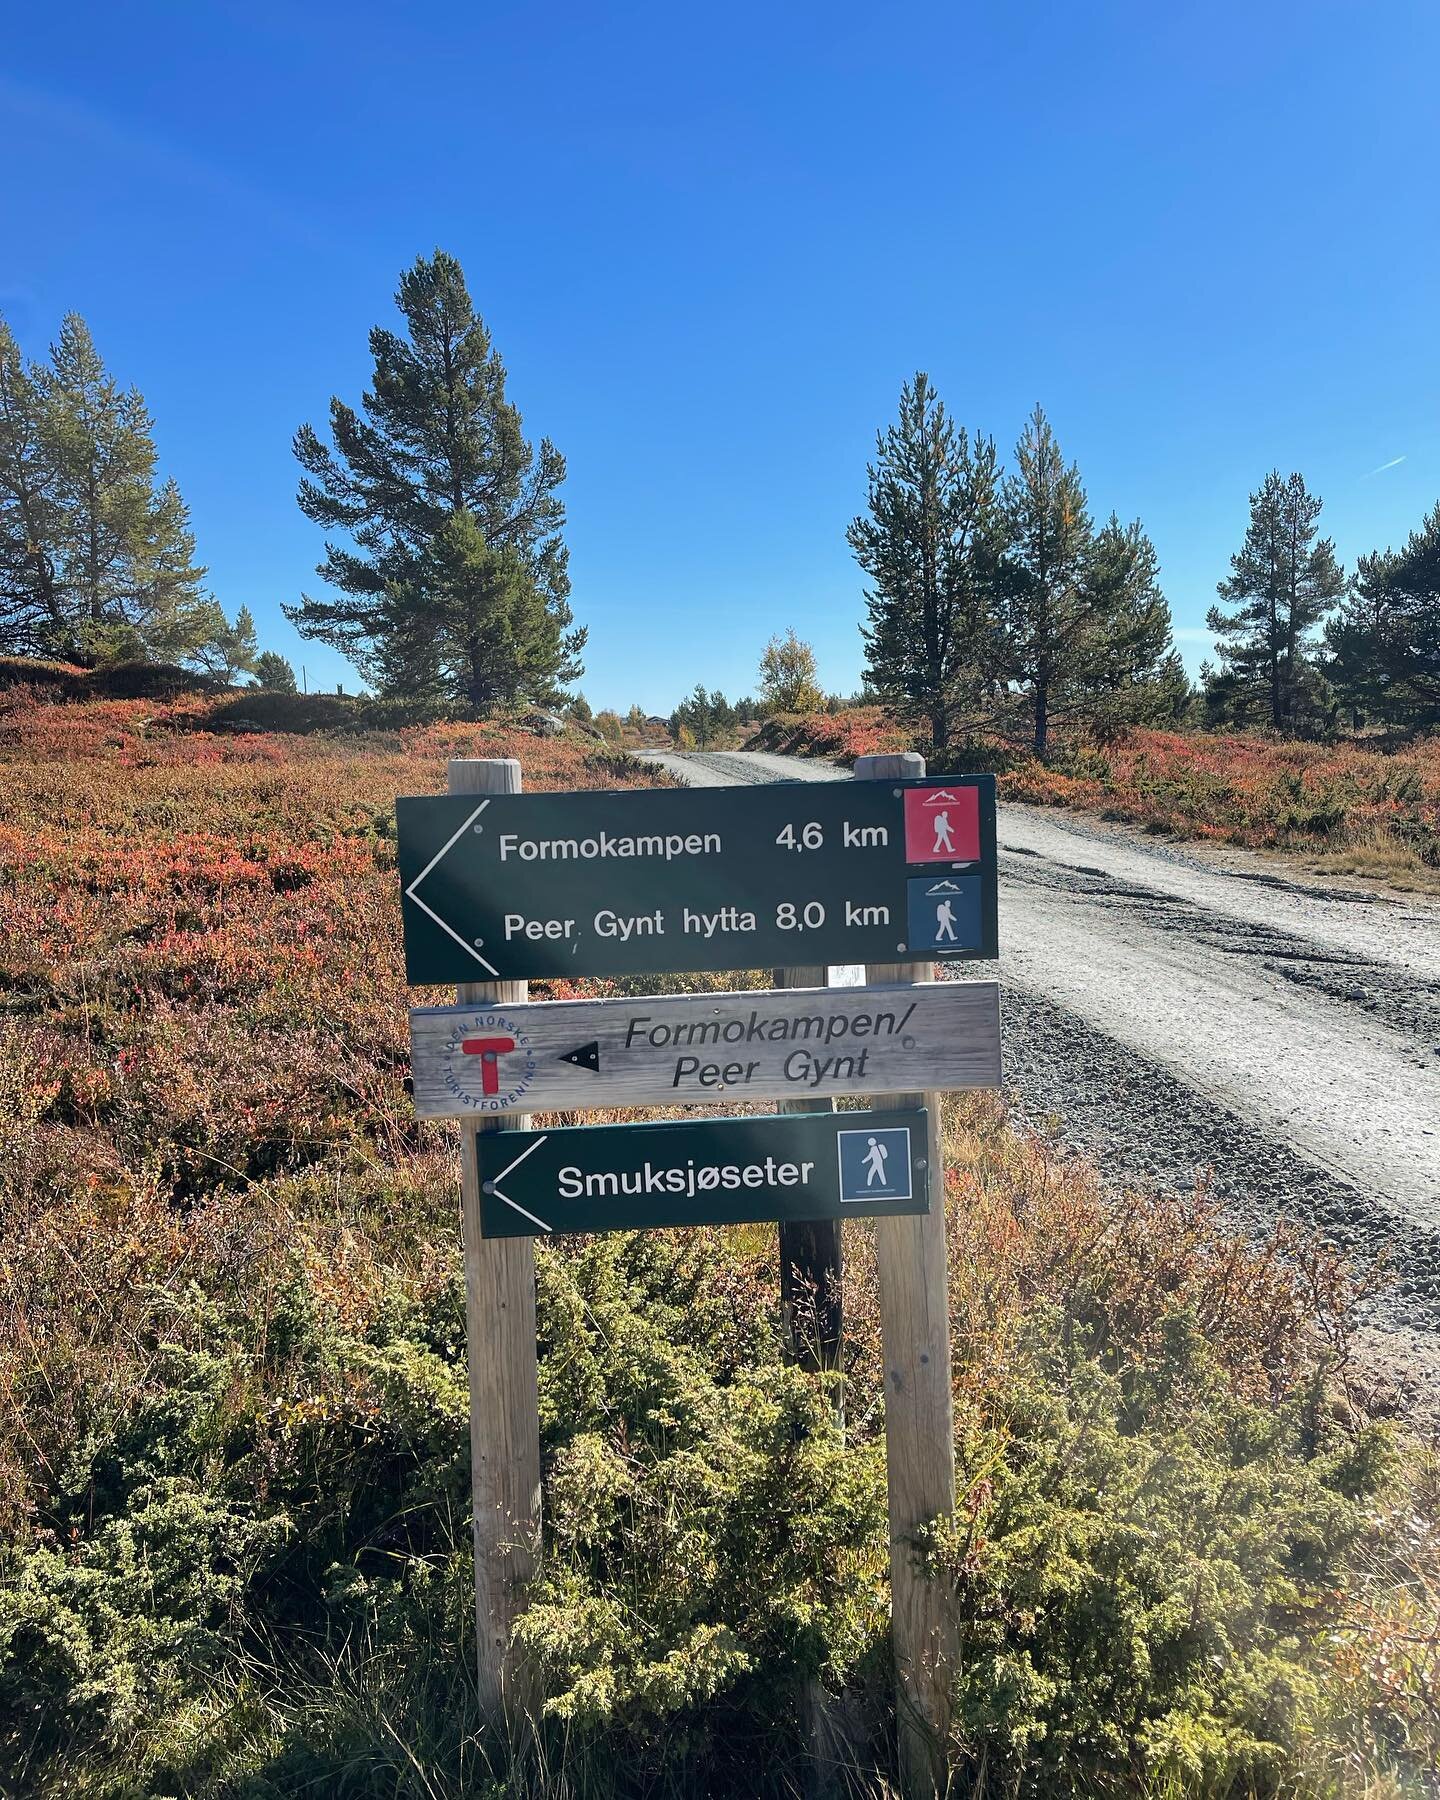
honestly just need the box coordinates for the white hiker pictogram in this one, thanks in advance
[931,810,955,855]
[935,898,957,941]
[863,1135,890,1186]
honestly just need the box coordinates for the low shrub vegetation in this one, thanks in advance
[750,709,1440,886]
[2,674,1438,1796]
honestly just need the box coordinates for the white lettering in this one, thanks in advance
[499,829,722,863]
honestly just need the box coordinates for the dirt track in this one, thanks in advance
[640,748,1440,1401]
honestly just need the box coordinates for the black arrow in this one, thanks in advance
[559,1041,601,1073]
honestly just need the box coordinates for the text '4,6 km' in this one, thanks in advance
[397,775,998,982]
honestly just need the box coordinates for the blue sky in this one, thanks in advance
[3,1,1437,711]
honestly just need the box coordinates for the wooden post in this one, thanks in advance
[450,756,542,1721]
[774,963,843,1383]
[855,751,958,1799]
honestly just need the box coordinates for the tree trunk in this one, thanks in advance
[930,703,948,754]
[1034,680,1048,758]
[468,645,487,718]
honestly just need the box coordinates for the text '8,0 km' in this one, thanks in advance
[396,775,998,982]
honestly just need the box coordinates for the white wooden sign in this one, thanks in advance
[408,979,1001,1117]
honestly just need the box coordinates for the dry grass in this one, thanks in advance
[3,673,1439,1793]
[751,710,1440,890]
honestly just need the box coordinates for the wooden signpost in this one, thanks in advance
[859,752,959,1799]
[449,756,541,1724]
[398,753,994,1799]
[409,979,1002,1116]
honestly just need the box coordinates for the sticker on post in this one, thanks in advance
[837,1126,914,1203]
[906,875,983,951]
[903,786,980,863]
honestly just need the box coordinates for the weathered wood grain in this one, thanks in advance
[410,978,1001,1117]
[452,757,541,1726]
[858,752,959,1800]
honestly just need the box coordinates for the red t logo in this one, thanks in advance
[460,1035,517,1095]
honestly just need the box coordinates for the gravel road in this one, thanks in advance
[640,748,1440,1400]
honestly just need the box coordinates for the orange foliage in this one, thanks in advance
[752,709,1440,869]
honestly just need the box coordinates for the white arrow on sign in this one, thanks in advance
[404,798,500,977]
[480,1132,554,1233]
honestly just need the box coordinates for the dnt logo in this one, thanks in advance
[440,1010,541,1112]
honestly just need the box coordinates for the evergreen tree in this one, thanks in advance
[0,321,64,655]
[1327,505,1440,731]
[286,251,584,713]
[1081,515,1192,731]
[0,313,219,667]
[191,604,259,684]
[252,649,298,693]
[129,479,228,666]
[1207,471,1343,734]
[996,408,1178,755]
[849,374,1002,751]
[1325,554,1403,730]
[41,314,156,657]
[672,683,735,745]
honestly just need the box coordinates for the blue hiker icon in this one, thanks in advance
[837,1127,913,1203]
[906,874,981,951]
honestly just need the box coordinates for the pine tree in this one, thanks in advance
[1325,554,1404,729]
[1327,505,1440,731]
[192,603,259,684]
[849,374,1002,751]
[131,479,228,666]
[1081,516,1192,731]
[1207,471,1343,734]
[996,408,1178,756]
[0,321,65,655]
[0,312,219,667]
[252,649,298,693]
[285,251,585,713]
[672,683,716,746]
[41,315,160,659]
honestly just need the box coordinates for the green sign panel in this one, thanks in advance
[398,775,997,983]
[476,1107,930,1237]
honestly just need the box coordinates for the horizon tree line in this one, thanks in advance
[3,259,1436,746]
[853,374,1439,751]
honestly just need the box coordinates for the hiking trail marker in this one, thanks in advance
[404,750,991,1800]
[397,773,997,983]
[409,979,1001,1116]
[476,1108,929,1237]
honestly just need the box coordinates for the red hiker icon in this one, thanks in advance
[903,784,979,863]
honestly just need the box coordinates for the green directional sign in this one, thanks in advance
[476,1108,930,1238]
[398,775,997,983]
